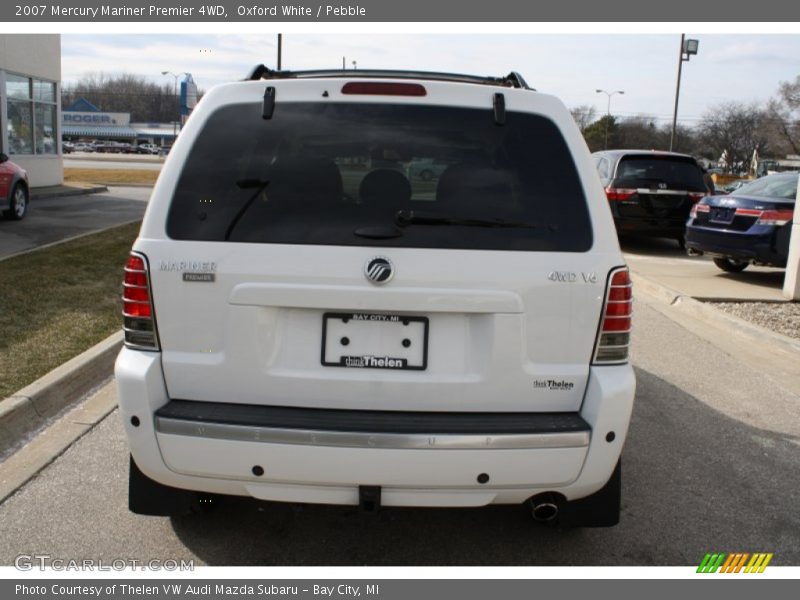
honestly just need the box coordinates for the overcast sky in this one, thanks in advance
[62,34,800,125]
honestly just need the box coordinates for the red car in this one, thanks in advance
[0,152,30,220]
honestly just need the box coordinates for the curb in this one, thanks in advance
[0,331,123,458]
[81,182,155,188]
[31,184,108,200]
[64,155,164,165]
[631,272,800,356]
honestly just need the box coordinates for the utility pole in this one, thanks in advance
[277,34,282,70]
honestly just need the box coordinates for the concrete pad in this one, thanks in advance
[622,236,787,301]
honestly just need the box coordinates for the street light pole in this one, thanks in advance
[670,34,699,152]
[277,33,282,70]
[596,89,624,150]
[161,70,188,138]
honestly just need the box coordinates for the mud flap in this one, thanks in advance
[558,459,621,528]
[128,455,201,516]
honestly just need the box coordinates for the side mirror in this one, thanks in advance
[0,153,8,164]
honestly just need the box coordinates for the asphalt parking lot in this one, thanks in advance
[1,292,798,566]
[0,186,149,259]
[0,190,797,566]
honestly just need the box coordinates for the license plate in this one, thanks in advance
[321,312,429,370]
[709,207,735,224]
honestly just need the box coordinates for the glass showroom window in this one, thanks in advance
[34,79,57,154]
[4,74,58,155]
[6,74,34,154]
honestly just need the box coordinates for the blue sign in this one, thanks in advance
[180,74,198,117]
[63,114,113,123]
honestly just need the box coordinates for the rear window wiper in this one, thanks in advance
[395,209,538,229]
[223,179,270,241]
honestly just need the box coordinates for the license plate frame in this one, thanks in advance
[709,207,735,225]
[321,312,429,371]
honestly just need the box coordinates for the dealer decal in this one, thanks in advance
[533,379,575,391]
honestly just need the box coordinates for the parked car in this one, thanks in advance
[407,157,448,181]
[62,141,75,154]
[0,153,30,220]
[685,171,797,272]
[72,142,95,153]
[134,143,160,155]
[95,141,133,154]
[116,67,635,526]
[593,150,709,247]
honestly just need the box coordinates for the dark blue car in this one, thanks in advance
[685,172,797,272]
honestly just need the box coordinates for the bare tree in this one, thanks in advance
[61,72,202,123]
[697,102,769,173]
[764,75,800,156]
[570,105,597,133]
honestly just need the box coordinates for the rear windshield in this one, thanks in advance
[166,102,592,252]
[732,174,798,200]
[613,155,706,191]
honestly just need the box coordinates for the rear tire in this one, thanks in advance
[4,184,28,220]
[713,257,748,273]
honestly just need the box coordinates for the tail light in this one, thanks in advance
[122,252,160,350]
[605,187,637,201]
[593,268,632,365]
[687,192,707,202]
[689,203,710,219]
[756,209,794,226]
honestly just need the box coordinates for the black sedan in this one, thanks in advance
[685,172,797,272]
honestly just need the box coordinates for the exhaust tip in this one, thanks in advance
[528,492,563,522]
[687,247,703,257]
[532,502,559,521]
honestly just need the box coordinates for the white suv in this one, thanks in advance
[115,68,635,526]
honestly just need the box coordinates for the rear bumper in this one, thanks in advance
[685,226,786,266]
[115,348,636,506]
[609,203,689,237]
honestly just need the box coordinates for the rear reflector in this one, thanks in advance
[690,203,710,218]
[341,82,427,96]
[735,208,762,217]
[122,252,159,351]
[605,187,637,201]
[593,268,632,365]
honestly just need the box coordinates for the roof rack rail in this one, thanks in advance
[245,65,534,90]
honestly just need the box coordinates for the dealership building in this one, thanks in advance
[62,98,179,146]
[0,34,63,187]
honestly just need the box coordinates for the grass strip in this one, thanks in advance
[64,168,159,186]
[0,221,141,399]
